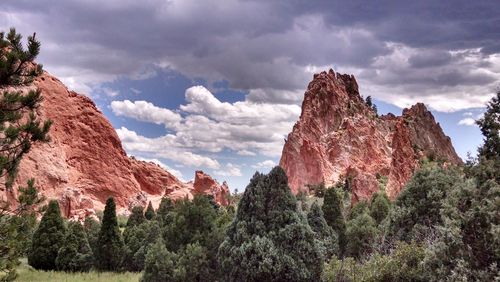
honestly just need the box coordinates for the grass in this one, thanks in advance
[16,259,141,282]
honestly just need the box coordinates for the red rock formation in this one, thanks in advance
[280,69,462,202]
[1,71,228,219]
[193,171,230,206]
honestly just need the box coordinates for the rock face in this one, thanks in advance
[193,171,230,206]
[1,71,228,219]
[280,70,462,201]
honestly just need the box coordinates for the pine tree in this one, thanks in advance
[95,197,123,271]
[322,187,346,256]
[345,212,378,259]
[0,179,45,281]
[307,201,338,260]
[123,220,161,271]
[0,28,50,278]
[218,167,322,281]
[127,206,145,227]
[83,216,100,256]
[0,28,51,188]
[141,239,176,282]
[387,165,460,242]
[365,95,373,107]
[175,242,210,282]
[144,201,155,220]
[348,200,369,220]
[28,200,65,270]
[163,195,217,252]
[476,91,500,160]
[56,221,93,272]
[370,191,391,224]
[156,197,174,226]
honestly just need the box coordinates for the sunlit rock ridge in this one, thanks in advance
[280,69,462,201]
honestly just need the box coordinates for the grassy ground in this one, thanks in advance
[16,259,141,282]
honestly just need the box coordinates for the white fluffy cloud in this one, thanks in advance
[102,87,120,97]
[458,118,476,126]
[112,86,300,166]
[214,163,242,177]
[111,100,182,128]
[116,126,221,169]
[252,160,277,169]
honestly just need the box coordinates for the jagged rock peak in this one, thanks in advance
[280,70,462,202]
[193,171,230,206]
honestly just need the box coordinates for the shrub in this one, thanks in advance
[218,167,322,281]
[28,200,65,270]
[95,197,123,271]
[55,221,93,272]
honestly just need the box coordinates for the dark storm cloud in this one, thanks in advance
[1,0,499,110]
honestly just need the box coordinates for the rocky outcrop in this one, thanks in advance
[1,71,228,219]
[280,69,461,202]
[193,171,230,206]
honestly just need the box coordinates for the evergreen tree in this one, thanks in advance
[307,201,338,260]
[345,212,378,259]
[156,197,174,225]
[218,167,322,281]
[28,200,65,270]
[0,28,51,278]
[144,201,155,220]
[175,242,210,282]
[0,28,51,188]
[348,200,369,220]
[322,186,346,256]
[476,91,499,160]
[127,205,145,227]
[95,197,123,271]
[387,165,461,242]
[370,191,391,224]
[163,195,217,252]
[55,221,93,272]
[141,239,176,282]
[0,179,45,281]
[365,95,373,107]
[123,220,161,271]
[425,93,500,281]
[83,216,100,256]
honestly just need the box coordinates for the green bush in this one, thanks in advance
[141,239,176,282]
[307,201,338,260]
[218,167,322,281]
[370,191,390,224]
[95,197,123,271]
[323,242,427,281]
[127,206,145,227]
[83,216,100,257]
[123,220,161,271]
[144,201,155,220]
[386,165,461,242]
[55,221,93,272]
[322,186,346,256]
[28,200,65,270]
[345,212,378,259]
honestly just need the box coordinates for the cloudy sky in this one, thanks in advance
[1,0,498,191]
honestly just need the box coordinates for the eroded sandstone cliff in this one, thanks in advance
[1,71,229,219]
[280,69,461,202]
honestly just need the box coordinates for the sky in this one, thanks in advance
[1,0,498,192]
